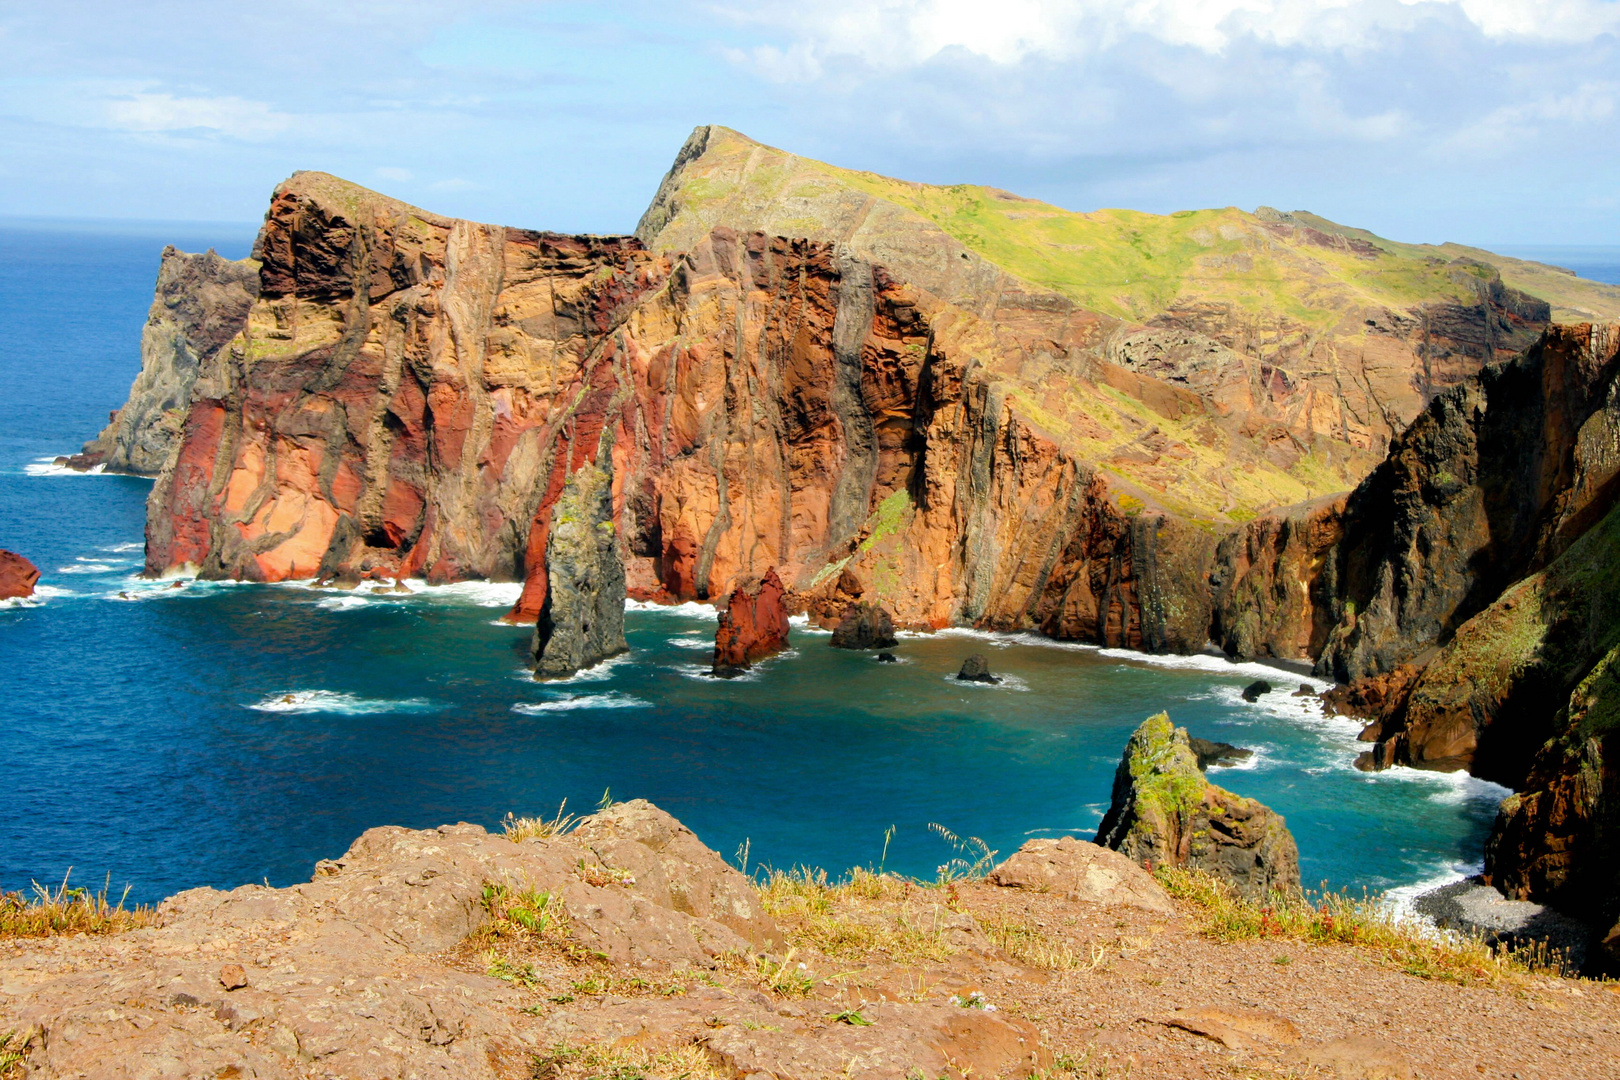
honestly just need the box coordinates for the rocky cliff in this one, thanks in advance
[71,246,259,475]
[1095,713,1300,900]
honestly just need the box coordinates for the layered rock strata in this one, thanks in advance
[711,567,789,677]
[0,550,40,600]
[1095,713,1300,900]
[70,246,259,475]
[533,443,627,679]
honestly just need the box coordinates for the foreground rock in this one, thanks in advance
[989,837,1174,914]
[829,602,898,650]
[0,550,40,601]
[1095,713,1300,900]
[533,449,627,679]
[711,567,789,677]
[956,654,998,683]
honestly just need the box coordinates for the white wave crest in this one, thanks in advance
[247,691,438,715]
[58,562,116,575]
[626,598,717,619]
[23,457,106,477]
[547,652,635,684]
[668,635,713,650]
[104,541,145,553]
[512,692,650,713]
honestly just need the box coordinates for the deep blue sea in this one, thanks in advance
[5,223,1585,910]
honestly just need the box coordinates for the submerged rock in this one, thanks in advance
[829,602,897,650]
[1095,713,1299,901]
[1186,736,1254,770]
[0,551,39,601]
[876,652,898,663]
[957,653,999,683]
[711,567,789,678]
[1241,679,1273,702]
[533,451,627,680]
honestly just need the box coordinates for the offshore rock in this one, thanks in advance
[1186,736,1254,770]
[0,550,40,600]
[72,247,259,475]
[957,653,999,683]
[532,449,626,679]
[1095,713,1299,901]
[829,602,898,650]
[1241,679,1272,702]
[711,567,789,677]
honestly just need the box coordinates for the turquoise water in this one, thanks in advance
[0,222,1513,905]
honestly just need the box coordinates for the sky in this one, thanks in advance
[1,1,1617,246]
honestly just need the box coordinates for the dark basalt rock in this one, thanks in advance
[1292,683,1316,697]
[829,602,897,650]
[533,445,627,680]
[1186,736,1254,770]
[1241,679,1273,702]
[956,654,999,683]
[876,652,898,663]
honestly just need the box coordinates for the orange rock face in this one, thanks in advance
[711,567,790,675]
[0,551,39,600]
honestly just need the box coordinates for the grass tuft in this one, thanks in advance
[1155,865,1573,985]
[0,872,154,939]
[532,1040,721,1080]
[503,801,579,842]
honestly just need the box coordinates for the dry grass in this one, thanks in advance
[532,1039,721,1080]
[756,867,957,966]
[977,910,1092,972]
[0,874,154,940]
[0,1031,29,1080]
[1155,866,1572,985]
[503,801,578,842]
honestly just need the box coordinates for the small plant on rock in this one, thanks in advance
[502,801,578,842]
[0,872,154,939]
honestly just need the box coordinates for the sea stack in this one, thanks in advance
[712,568,790,678]
[1096,713,1299,900]
[829,602,898,650]
[957,654,999,683]
[0,551,40,601]
[532,447,627,680]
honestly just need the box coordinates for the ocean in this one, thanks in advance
[2,221,1589,907]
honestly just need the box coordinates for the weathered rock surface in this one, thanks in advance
[988,837,1174,913]
[1413,877,1591,970]
[1095,713,1300,900]
[0,550,40,600]
[830,602,898,650]
[711,566,789,677]
[956,653,998,683]
[70,246,259,475]
[532,446,627,679]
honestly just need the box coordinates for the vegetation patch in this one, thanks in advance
[0,875,154,940]
[532,1040,721,1080]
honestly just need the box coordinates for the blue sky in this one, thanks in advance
[2,1,1617,245]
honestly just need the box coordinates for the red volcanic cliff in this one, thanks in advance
[711,567,790,676]
[140,171,1221,651]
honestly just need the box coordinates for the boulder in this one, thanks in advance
[956,653,999,683]
[876,652,898,663]
[711,567,789,678]
[1241,679,1273,702]
[0,550,39,600]
[1095,713,1300,900]
[1186,736,1254,770]
[989,837,1174,914]
[533,447,627,680]
[829,601,897,650]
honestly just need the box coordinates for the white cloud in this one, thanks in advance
[104,92,290,139]
[376,166,414,182]
[1445,80,1619,151]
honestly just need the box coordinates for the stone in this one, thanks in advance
[1241,679,1273,702]
[218,963,247,990]
[533,444,627,680]
[957,653,999,683]
[1185,736,1254,770]
[1095,713,1300,900]
[876,652,898,663]
[711,567,789,677]
[989,837,1174,914]
[1292,682,1315,696]
[1300,1036,1414,1079]
[1159,1006,1300,1050]
[0,550,40,601]
[829,602,897,650]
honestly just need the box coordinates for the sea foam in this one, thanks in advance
[512,692,651,714]
[247,691,439,715]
